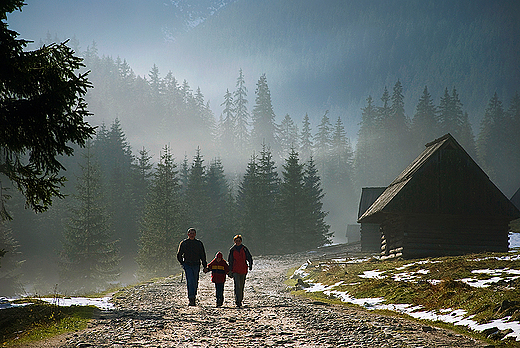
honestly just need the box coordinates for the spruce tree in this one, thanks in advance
[233,69,250,159]
[1,1,96,219]
[236,154,261,249]
[219,89,235,158]
[388,80,411,179]
[92,119,136,264]
[279,114,299,158]
[459,111,477,159]
[137,145,183,278]
[411,86,439,152]
[131,147,153,225]
[354,95,380,187]
[300,113,314,162]
[148,64,164,110]
[185,148,211,236]
[179,154,190,194]
[60,143,119,293]
[302,157,331,248]
[251,74,279,156]
[330,116,354,185]
[439,87,461,137]
[325,116,356,238]
[237,144,280,254]
[506,92,520,195]
[477,93,508,190]
[256,144,280,253]
[205,158,230,253]
[195,88,217,148]
[314,110,333,173]
[279,148,306,252]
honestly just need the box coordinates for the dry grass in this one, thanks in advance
[291,250,520,347]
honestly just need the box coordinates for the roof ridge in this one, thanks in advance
[425,133,452,147]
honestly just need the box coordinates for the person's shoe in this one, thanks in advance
[189,298,196,306]
[216,299,223,307]
[236,301,242,308]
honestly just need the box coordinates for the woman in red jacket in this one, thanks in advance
[227,235,253,308]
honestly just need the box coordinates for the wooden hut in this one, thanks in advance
[358,134,520,259]
[358,187,386,252]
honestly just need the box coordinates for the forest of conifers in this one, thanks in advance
[1,38,519,295]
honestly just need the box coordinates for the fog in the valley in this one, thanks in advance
[2,0,519,295]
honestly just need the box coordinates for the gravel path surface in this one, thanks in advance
[25,246,489,347]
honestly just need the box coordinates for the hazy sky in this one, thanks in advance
[7,0,175,77]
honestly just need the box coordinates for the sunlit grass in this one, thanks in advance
[0,304,95,347]
[291,251,520,347]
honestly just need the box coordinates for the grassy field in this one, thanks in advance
[288,250,520,347]
[0,300,96,347]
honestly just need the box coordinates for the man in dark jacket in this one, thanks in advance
[177,228,208,306]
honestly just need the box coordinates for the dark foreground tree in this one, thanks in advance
[302,157,331,248]
[0,1,96,220]
[60,144,119,294]
[278,148,306,252]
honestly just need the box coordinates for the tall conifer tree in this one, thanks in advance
[205,158,229,253]
[60,143,119,293]
[314,110,333,173]
[131,147,153,225]
[279,148,306,252]
[219,89,235,158]
[233,69,250,158]
[236,154,260,249]
[506,92,520,195]
[279,114,299,158]
[137,145,183,278]
[300,113,314,162]
[302,157,331,248]
[477,93,508,189]
[354,95,379,187]
[411,86,438,152]
[251,74,279,156]
[185,148,211,236]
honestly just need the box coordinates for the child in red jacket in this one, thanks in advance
[205,251,229,307]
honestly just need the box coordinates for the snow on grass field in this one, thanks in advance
[293,244,520,342]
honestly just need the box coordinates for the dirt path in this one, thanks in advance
[23,247,488,347]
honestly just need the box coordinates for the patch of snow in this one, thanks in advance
[0,297,29,309]
[459,276,504,288]
[292,261,311,279]
[392,272,417,282]
[510,232,520,249]
[395,260,442,271]
[39,297,114,310]
[0,296,114,310]
[358,270,386,279]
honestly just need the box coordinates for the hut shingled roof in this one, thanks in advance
[358,133,520,223]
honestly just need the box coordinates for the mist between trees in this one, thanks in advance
[1,48,519,296]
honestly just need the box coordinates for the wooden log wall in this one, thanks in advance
[360,223,381,252]
[381,214,510,259]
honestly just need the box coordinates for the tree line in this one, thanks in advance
[2,40,519,295]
